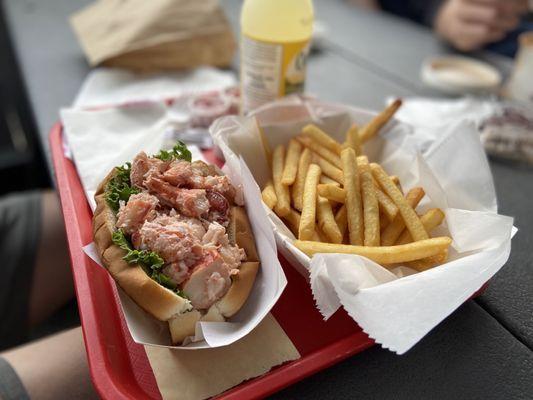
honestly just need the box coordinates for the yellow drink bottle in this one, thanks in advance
[240,0,314,114]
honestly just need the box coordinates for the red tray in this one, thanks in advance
[50,123,375,399]
[50,123,486,399]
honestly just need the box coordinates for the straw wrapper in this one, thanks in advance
[210,96,515,354]
[61,102,287,349]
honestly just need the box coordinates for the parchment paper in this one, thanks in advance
[210,96,515,354]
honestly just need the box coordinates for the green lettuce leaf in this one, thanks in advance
[111,229,186,296]
[105,162,140,212]
[154,141,192,162]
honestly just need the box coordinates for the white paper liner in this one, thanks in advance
[61,102,287,349]
[209,95,515,354]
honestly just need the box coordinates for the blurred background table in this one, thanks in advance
[1,0,531,399]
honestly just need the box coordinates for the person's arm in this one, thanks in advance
[2,327,98,400]
[434,0,529,51]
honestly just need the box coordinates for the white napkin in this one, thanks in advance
[395,96,533,165]
[73,66,236,109]
[61,101,287,349]
[210,96,515,354]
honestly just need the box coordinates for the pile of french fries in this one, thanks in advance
[261,99,452,272]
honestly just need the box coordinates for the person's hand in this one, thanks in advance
[434,0,529,51]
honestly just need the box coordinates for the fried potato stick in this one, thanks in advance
[298,164,322,240]
[261,180,277,209]
[272,145,291,217]
[380,187,425,245]
[317,195,343,244]
[317,184,346,203]
[396,208,445,245]
[359,158,380,246]
[283,208,322,241]
[406,249,449,271]
[294,237,452,264]
[341,148,364,245]
[355,157,398,221]
[281,139,302,185]
[374,182,399,221]
[371,163,428,242]
[359,99,402,143]
[320,175,341,186]
[313,154,344,184]
[302,124,342,154]
[297,135,342,169]
[343,123,362,156]
[291,148,312,211]
[335,205,348,239]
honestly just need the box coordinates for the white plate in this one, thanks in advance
[421,55,502,95]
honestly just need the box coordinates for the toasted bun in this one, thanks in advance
[93,170,260,345]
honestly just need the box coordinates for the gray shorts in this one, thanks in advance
[0,191,41,400]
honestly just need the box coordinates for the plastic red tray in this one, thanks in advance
[50,123,486,399]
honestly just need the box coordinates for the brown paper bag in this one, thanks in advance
[70,0,236,72]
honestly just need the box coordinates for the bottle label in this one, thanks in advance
[241,35,310,114]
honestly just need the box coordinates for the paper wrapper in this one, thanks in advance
[61,101,288,349]
[70,0,236,71]
[210,96,515,354]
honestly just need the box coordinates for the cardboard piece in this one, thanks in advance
[145,313,300,400]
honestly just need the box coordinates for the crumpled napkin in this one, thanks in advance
[396,96,533,164]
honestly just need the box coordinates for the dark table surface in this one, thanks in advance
[3,0,532,398]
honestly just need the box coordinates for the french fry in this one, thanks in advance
[297,135,342,169]
[359,158,380,246]
[261,180,277,209]
[406,249,448,271]
[380,212,390,230]
[299,164,322,240]
[282,208,301,236]
[302,124,342,154]
[281,139,302,185]
[396,208,445,245]
[320,175,341,186]
[343,123,362,156]
[272,145,291,217]
[291,148,312,211]
[317,196,343,244]
[374,182,399,221]
[371,163,428,242]
[341,148,364,245]
[359,99,402,143]
[355,157,398,222]
[390,175,401,190]
[284,208,322,241]
[380,187,425,246]
[335,205,348,239]
[313,154,344,184]
[317,184,346,203]
[294,237,452,264]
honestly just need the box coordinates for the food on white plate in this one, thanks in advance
[92,142,259,344]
